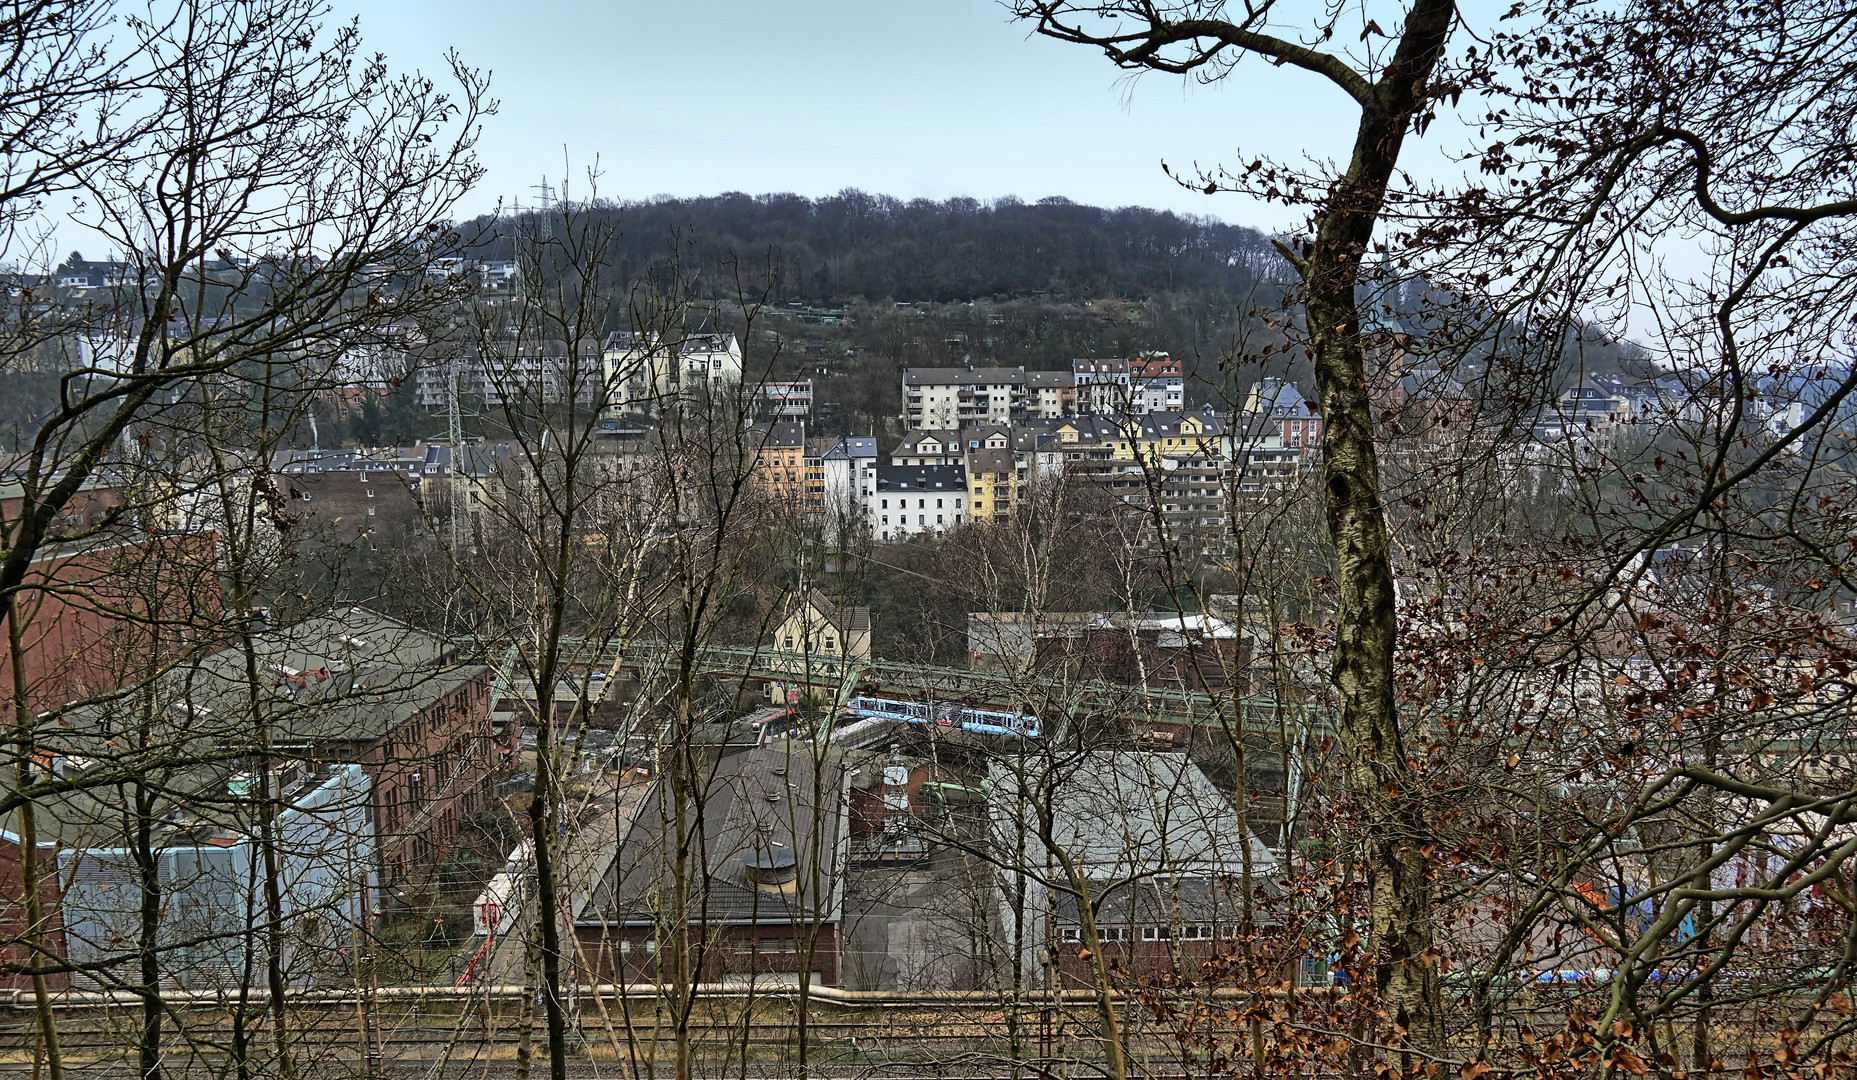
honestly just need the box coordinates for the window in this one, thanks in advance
[1061,927,1081,942]
[1142,926,1164,941]
[824,636,836,651]
[881,515,889,525]
[881,498,888,509]
[936,498,943,508]
[918,515,925,525]
[783,636,794,649]
[1182,925,1212,940]
[917,498,925,509]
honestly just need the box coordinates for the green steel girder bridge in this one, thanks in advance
[486,640,1319,740]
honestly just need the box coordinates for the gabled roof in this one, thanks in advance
[811,435,877,461]
[893,429,961,455]
[1244,378,1313,419]
[1138,408,1228,438]
[586,742,849,927]
[966,448,1016,476]
[786,588,871,634]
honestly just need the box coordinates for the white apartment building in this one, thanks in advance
[1130,353,1185,413]
[813,435,878,516]
[415,342,601,409]
[601,332,744,414]
[901,366,1026,428]
[1072,358,1131,414]
[1024,370,1078,418]
[870,464,966,541]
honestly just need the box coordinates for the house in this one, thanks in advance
[989,752,1278,989]
[771,588,872,663]
[869,465,966,541]
[576,741,852,986]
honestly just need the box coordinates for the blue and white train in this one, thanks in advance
[845,696,1040,738]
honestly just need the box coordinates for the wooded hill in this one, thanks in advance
[462,191,1284,305]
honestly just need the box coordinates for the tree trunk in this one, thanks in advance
[1296,0,1458,1046]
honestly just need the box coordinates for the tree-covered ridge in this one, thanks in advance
[464,190,1281,303]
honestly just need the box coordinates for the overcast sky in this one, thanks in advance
[328,0,1370,232]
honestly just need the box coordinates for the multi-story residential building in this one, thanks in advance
[1242,378,1323,449]
[813,435,877,520]
[758,380,814,419]
[1130,352,1185,413]
[415,340,603,409]
[1024,370,1078,418]
[602,332,745,414]
[752,421,813,508]
[870,464,966,541]
[965,448,1018,522]
[901,366,1027,428]
[1073,358,1131,414]
[890,429,965,467]
[272,441,512,543]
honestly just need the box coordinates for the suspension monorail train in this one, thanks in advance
[845,695,1040,738]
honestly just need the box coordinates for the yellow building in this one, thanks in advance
[771,589,872,662]
[966,447,1017,521]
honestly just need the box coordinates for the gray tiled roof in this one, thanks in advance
[583,741,849,927]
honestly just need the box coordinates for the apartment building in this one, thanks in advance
[1072,358,1130,414]
[1130,352,1185,413]
[1242,378,1323,449]
[966,448,1018,522]
[602,332,745,414]
[870,464,966,541]
[752,421,814,509]
[901,366,1027,428]
[811,435,876,512]
[415,340,602,409]
[1024,370,1078,418]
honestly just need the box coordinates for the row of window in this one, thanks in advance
[880,514,961,527]
[880,497,962,509]
[1061,924,1230,942]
